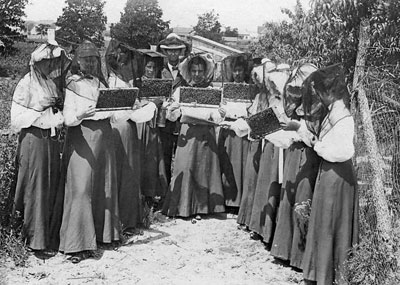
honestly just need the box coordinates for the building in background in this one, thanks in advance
[172,27,193,41]
[189,34,244,82]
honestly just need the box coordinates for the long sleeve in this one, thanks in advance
[297,119,315,147]
[223,101,249,119]
[63,88,83,126]
[10,75,42,131]
[265,130,299,149]
[180,107,223,125]
[313,116,355,162]
[64,77,113,126]
[224,118,250,137]
[129,102,157,123]
[31,107,64,129]
[11,102,42,131]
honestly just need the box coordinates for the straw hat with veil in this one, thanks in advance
[105,39,137,87]
[135,49,165,80]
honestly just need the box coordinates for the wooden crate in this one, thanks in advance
[139,78,172,99]
[179,87,222,107]
[222,82,258,102]
[96,87,139,110]
[246,107,282,140]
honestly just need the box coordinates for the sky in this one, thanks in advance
[25,0,311,34]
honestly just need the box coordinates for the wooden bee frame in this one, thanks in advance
[246,107,282,140]
[222,82,258,102]
[179,87,222,108]
[96,87,139,111]
[139,78,173,100]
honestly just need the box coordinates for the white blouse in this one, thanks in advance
[166,86,223,124]
[313,99,355,162]
[314,116,355,163]
[11,74,63,132]
[63,75,112,126]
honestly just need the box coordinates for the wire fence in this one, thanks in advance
[346,58,400,283]
[355,62,400,223]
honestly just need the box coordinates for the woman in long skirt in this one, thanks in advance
[136,50,168,204]
[270,63,320,268]
[218,54,252,210]
[301,65,359,284]
[105,40,159,232]
[59,41,120,262]
[246,64,291,242]
[11,42,69,251]
[162,53,225,218]
[248,140,281,243]
[233,61,273,229]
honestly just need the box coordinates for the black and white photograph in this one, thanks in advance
[0,0,399,284]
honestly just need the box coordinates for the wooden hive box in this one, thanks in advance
[96,87,139,111]
[246,107,282,140]
[179,87,222,107]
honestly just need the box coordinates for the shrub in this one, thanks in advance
[0,133,28,266]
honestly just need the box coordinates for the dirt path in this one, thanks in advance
[3,213,303,285]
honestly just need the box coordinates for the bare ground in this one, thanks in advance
[2,213,303,285]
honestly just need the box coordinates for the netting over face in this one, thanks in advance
[302,64,351,137]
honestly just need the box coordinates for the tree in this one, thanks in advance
[56,0,107,48]
[110,0,170,49]
[249,1,314,64]
[193,10,223,43]
[0,0,28,54]
[223,26,239,37]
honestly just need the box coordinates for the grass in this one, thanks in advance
[0,41,32,267]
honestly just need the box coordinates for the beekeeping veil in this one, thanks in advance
[136,49,165,79]
[282,63,318,119]
[12,41,71,112]
[221,53,253,83]
[180,53,215,87]
[105,39,137,84]
[70,40,108,87]
[302,64,350,136]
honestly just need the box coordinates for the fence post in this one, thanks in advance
[352,19,392,240]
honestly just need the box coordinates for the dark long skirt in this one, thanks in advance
[159,120,178,184]
[113,120,142,231]
[248,141,281,243]
[13,127,60,250]
[302,159,359,284]
[139,122,168,198]
[236,140,262,226]
[162,123,225,217]
[59,119,120,253]
[270,142,320,269]
[218,128,249,207]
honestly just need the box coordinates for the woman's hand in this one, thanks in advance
[218,106,227,118]
[39,97,56,107]
[77,105,96,120]
[169,102,180,111]
[310,135,318,146]
[280,120,301,131]
[219,121,233,129]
